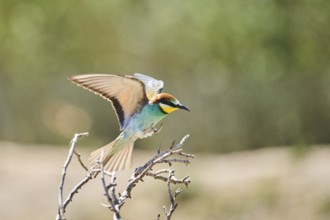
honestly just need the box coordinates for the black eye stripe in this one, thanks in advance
[161,99,176,107]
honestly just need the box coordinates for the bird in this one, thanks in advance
[69,73,190,172]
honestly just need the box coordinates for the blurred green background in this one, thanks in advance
[1,0,330,152]
[1,1,330,220]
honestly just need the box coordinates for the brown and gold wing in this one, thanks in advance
[69,74,148,130]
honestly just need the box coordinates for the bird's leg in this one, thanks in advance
[152,122,163,135]
[142,123,164,139]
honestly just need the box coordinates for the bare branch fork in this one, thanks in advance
[56,133,193,220]
[56,132,90,220]
[99,134,193,219]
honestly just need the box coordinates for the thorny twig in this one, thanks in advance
[146,169,190,187]
[62,170,94,210]
[99,150,121,220]
[120,135,192,204]
[56,134,193,220]
[74,150,88,171]
[98,134,194,219]
[56,132,89,220]
[163,170,183,219]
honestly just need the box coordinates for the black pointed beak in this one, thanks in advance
[179,104,190,111]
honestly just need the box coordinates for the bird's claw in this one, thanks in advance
[153,122,163,135]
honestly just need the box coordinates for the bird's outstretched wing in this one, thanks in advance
[69,74,148,130]
[133,73,164,99]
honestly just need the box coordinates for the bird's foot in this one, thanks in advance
[152,122,163,135]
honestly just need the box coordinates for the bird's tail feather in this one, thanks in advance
[89,136,134,173]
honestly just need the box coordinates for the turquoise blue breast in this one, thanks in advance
[124,103,166,138]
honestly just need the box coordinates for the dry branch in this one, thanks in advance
[163,170,181,219]
[98,134,193,219]
[56,132,89,220]
[56,133,193,220]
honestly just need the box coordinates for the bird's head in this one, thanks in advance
[150,93,190,114]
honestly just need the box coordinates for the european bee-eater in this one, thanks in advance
[69,73,189,172]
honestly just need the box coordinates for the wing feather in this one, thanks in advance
[69,74,148,130]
